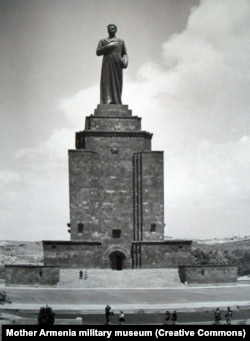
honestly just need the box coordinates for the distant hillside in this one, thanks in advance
[192,237,250,276]
[0,241,43,265]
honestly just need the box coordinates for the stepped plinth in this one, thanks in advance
[94,104,132,117]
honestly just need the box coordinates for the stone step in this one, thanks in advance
[57,268,182,288]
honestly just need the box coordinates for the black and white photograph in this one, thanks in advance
[0,0,250,330]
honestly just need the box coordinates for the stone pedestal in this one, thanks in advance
[67,104,165,269]
[41,104,174,270]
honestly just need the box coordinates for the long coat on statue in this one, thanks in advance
[96,37,128,104]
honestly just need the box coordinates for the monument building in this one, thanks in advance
[1,25,239,286]
[43,101,192,270]
[42,24,192,270]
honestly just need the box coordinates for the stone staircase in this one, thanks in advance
[57,268,183,288]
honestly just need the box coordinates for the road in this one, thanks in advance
[1,285,250,325]
[3,284,250,312]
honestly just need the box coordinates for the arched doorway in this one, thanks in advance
[109,251,126,270]
[103,246,131,269]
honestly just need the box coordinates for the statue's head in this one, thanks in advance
[107,24,117,34]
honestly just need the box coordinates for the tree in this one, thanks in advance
[38,305,55,325]
[0,291,12,305]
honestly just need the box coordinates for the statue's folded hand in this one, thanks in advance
[121,55,128,69]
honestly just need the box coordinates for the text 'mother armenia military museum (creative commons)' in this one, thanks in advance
[42,23,192,270]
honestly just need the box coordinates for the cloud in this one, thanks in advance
[166,137,250,208]
[0,129,71,241]
[0,170,21,187]
[1,88,96,241]
[58,86,99,128]
[125,0,250,238]
[14,128,73,168]
[128,0,249,137]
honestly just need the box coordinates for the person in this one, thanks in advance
[119,310,125,325]
[171,310,177,325]
[165,310,171,324]
[214,307,221,325]
[96,24,128,105]
[79,270,83,279]
[225,306,232,325]
[105,304,112,325]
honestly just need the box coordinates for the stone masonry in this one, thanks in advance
[43,104,192,269]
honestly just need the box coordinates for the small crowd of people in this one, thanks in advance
[105,306,178,325]
[79,270,88,280]
[105,304,125,325]
[165,307,233,325]
[104,305,233,325]
[164,310,178,324]
[214,306,233,325]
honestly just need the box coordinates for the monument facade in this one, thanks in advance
[43,25,192,270]
[1,26,239,286]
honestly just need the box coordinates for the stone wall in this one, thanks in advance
[69,104,165,264]
[43,241,102,268]
[43,240,193,270]
[132,240,192,269]
[85,115,141,131]
[4,265,59,286]
[178,264,238,284]
[68,150,98,240]
[140,152,164,240]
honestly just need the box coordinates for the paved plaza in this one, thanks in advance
[1,283,250,324]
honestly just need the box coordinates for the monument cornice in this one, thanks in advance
[75,130,152,149]
[77,130,152,139]
[132,240,193,246]
[42,240,102,246]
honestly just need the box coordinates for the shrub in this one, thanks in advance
[38,305,55,325]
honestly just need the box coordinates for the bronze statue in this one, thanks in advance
[96,24,128,104]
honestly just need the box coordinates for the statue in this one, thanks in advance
[96,24,128,104]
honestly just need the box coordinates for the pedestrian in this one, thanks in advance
[105,304,111,325]
[225,306,232,325]
[79,270,83,279]
[171,310,177,325]
[214,307,221,325]
[165,310,171,324]
[119,310,125,325]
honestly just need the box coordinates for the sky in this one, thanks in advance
[0,0,249,241]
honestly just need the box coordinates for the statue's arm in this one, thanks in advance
[121,41,128,69]
[96,40,114,56]
[121,55,128,69]
[96,40,106,56]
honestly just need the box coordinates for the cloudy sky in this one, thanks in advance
[0,0,249,241]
